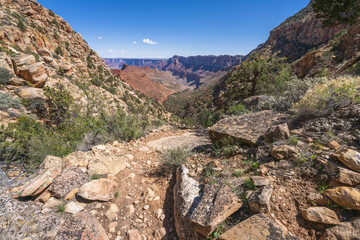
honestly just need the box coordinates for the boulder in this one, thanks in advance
[325,161,360,186]
[18,62,48,87]
[320,218,360,240]
[11,54,36,74]
[248,185,273,213]
[173,166,202,240]
[40,155,63,171]
[37,48,52,57]
[270,145,299,160]
[333,148,360,173]
[78,178,118,201]
[301,207,339,225]
[15,87,46,100]
[87,152,129,176]
[59,61,72,72]
[63,151,92,168]
[54,212,109,240]
[251,176,270,187]
[43,56,58,69]
[49,166,89,199]
[65,201,86,214]
[219,214,300,240]
[264,123,290,142]
[190,184,242,237]
[14,170,60,198]
[209,111,288,146]
[324,187,360,210]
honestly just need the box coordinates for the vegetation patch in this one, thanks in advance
[160,147,192,176]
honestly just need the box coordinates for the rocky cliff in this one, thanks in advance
[105,55,244,89]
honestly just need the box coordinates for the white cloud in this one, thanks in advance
[132,41,137,45]
[121,50,126,53]
[97,36,103,40]
[108,49,113,53]
[143,38,158,45]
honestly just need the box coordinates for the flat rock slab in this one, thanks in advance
[78,178,118,201]
[324,187,360,210]
[302,207,339,225]
[220,214,301,240]
[147,130,211,152]
[209,111,288,146]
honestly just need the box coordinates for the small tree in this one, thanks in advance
[312,0,360,26]
[55,46,63,56]
[0,68,13,85]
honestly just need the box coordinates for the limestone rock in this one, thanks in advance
[190,184,242,237]
[55,212,109,240]
[40,155,63,171]
[15,87,46,100]
[49,166,89,199]
[251,176,270,187]
[14,169,60,198]
[11,54,36,74]
[43,56,58,68]
[128,229,142,240]
[333,148,360,173]
[37,48,52,57]
[87,152,129,176]
[320,218,360,240]
[63,151,92,168]
[173,166,202,240]
[270,145,299,160]
[324,187,360,210]
[248,185,273,213]
[105,203,119,221]
[219,214,300,240]
[18,62,48,87]
[264,123,290,142]
[302,207,339,225]
[64,188,79,201]
[209,111,288,146]
[8,77,26,86]
[65,201,86,214]
[325,161,360,186]
[78,178,118,201]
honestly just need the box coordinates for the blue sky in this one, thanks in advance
[37,0,309,58]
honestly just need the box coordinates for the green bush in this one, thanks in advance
[0,68,13,85]
[17,19,26,32]
[49,9,56,17]
[0,93,22,110]
[160,147,192,175]
[55,46,63,56]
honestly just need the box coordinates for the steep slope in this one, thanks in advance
[0,0,171,124]
[111,65,177,104]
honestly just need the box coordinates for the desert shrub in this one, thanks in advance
[346,61,360,76]
[44,84,73,125]
[226,103,249,116]
[17,19,26,32]
[55,46,63,56]
[0,68,13,85]
[87,55,95,69]
[254,76,321,111]
[160,147,192,175]
[48,9,56,17]
[0,93,22,110]
[25,48,40,62]
[293,76,360,116]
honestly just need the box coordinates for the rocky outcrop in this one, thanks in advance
[209,111,288,146]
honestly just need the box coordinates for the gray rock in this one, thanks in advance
[320,218,360,240]
[248,185,273,213]
[173,166,202,240]
[49,166,89,199]
[264,123,290,142]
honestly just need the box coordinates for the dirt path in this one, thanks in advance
[92,128,211,240]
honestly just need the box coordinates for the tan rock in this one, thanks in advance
[302,207,339,225]
[18,62,48,87]
[78,178,118,201]
[87,152,128,176]
[8,77,26,86]
[105,203,119,221]
[16,87,46,100]
[42,197,62,210]
[307,192,333,206]
[209,111,288,146]
[64,188,79,200]
[325,161,360,186]
[14,169,60,198]
[43,56,58,69]
[35,189,51,203]
[264,123,290,142]
[63,151,92,168]
[127,229,142,240]
[40,155,63,171]
[333,148,360,173]
[320,218,360,240]
[248,185,273,213]
[11,54,36,74]
[125,204,135,216]
[324,187,360,210]
[270,145,299,160]
[37,48,52,57]
[219,214,300,240]
[328,141,341,150]
[251,176,270,187]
